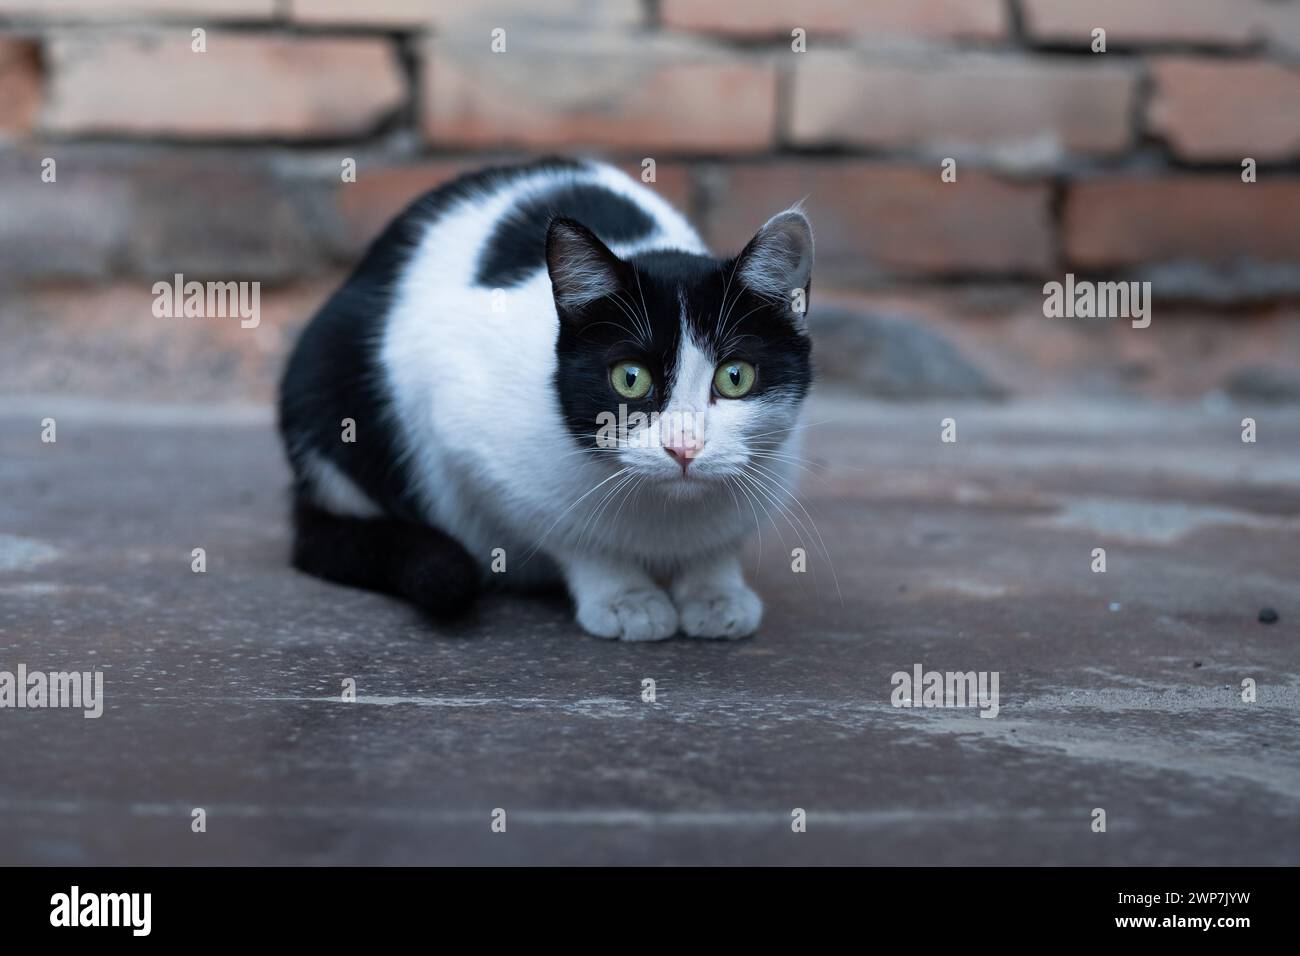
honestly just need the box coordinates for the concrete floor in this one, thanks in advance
[1,394,1297,865]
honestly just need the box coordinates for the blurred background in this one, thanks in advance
[2,0,1299,405]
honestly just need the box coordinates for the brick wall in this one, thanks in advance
[2,0,1299,398]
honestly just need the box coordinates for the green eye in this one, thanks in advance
[713,360,756,398]
[610,361,652,400]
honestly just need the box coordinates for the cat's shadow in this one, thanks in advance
[407,586,573,641]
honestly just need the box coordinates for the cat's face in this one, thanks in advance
[549,209,813,497]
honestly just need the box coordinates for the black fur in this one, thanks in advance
[476,183,654,288]
[291,501,478,617]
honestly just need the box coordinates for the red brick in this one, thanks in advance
[787,53,1135,157]
[335,158,694,253]
[1022,0,1300,48]
[0,279,339,403]
[1063,176,1300,268]
[42,32,405,139]
[290,0,641,28]
[0,146,342,283]
[0,148,695,287]
[1148,58,1300,162]
[336,160,475,251]
[702,163,1053,279]
[290,0,435,26]
[423,33,776,152]
[0,149,132,280]
[120,151,340,279]
[612,161,693,217]
[661,0,1005,40]
[0,37,41,136]
[0,0,274,19]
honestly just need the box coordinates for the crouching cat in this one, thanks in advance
[278,158,813,641]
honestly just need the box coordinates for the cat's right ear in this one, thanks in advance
[546,217,628,317]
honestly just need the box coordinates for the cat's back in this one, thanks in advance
[397,157,705,296]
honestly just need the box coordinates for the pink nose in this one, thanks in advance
[665,443,704,473]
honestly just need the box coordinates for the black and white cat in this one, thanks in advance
[279,158,813,641]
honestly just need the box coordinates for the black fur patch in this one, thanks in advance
[291,501,478,618]
[476,183,655,288]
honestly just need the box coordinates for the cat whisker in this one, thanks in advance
[520,465,632,564]
[606,290,654,347]
[747,450,826,480]
[717,331,762,358]
[630,272,655,346]
[575,469,639,551]
[580,317,651,352]
[733,470,791,559]
[608,471,649,542]
[742,463,843,607]
[737,468,821,596]
[726,472,766,570]
[715,258,744,343]
[743,416,835,444]
[717,304,768,353]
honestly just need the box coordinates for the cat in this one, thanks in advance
[278,157,813,641]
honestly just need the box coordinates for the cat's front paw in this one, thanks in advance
[576,588,679,642]
[675,584,763,640]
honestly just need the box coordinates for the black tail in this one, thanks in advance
[291,500,479,618]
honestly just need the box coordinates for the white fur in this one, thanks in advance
[303,453,383,518]
[375,160,803,640]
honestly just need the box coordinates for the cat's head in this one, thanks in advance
[548,208,813,495]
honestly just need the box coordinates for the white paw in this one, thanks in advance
[576,588,679,642]
[676,585,763,640]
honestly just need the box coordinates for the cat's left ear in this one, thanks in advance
[546,217,628,318]
[736,207,814,324]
